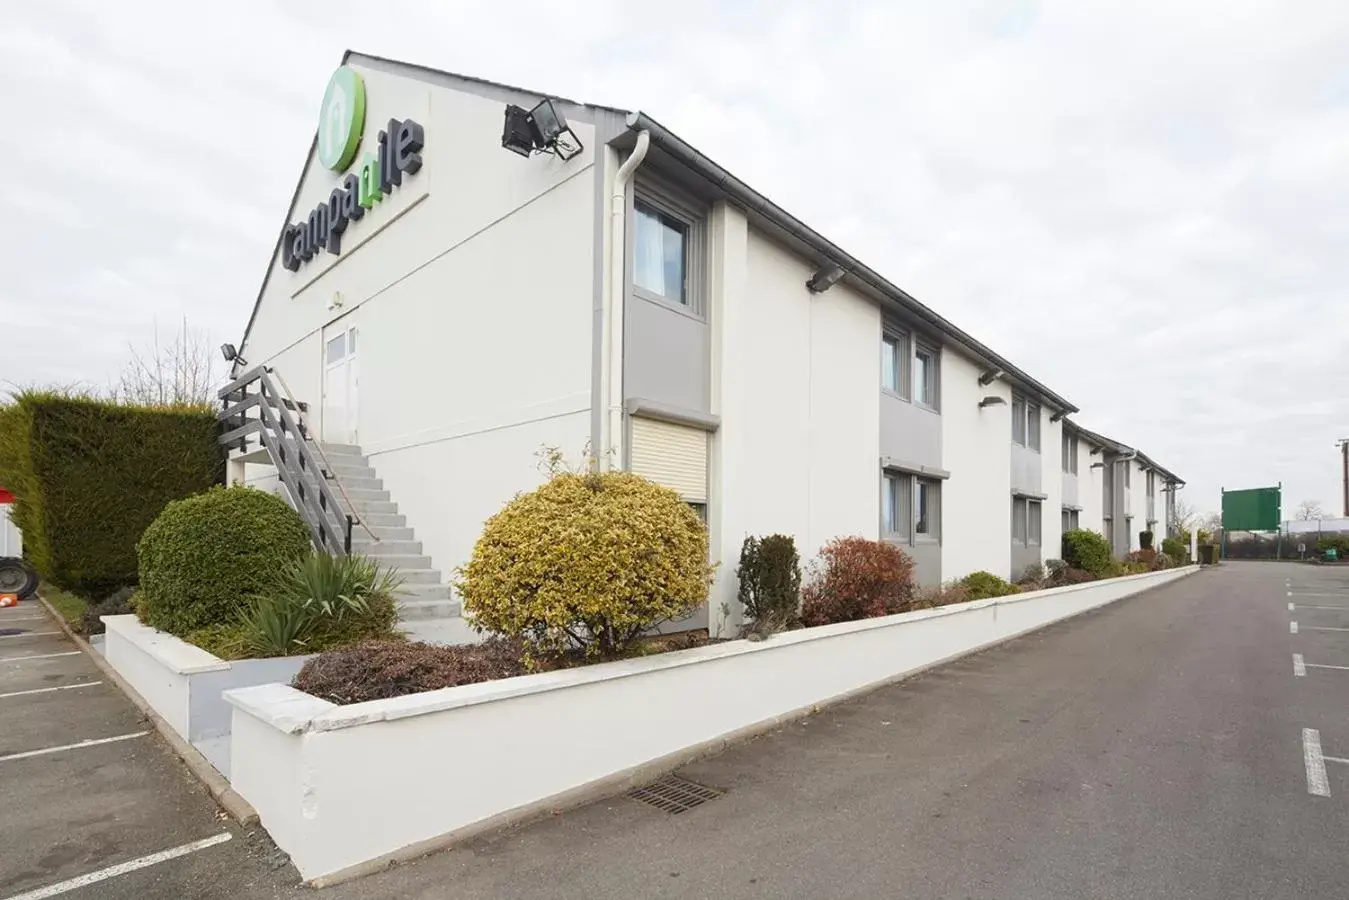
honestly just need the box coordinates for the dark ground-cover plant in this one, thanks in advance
[737,534,802,635]
[80,586,137,636]
[1161,536,1189,567]
[800,537,915,627]
[1015,562,1047,590]
[294,638,528,705]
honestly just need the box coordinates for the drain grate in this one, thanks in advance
[628,775,724,814]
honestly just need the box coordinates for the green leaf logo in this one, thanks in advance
[316,67,367,172]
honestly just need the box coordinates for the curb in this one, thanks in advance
[36,594,259,825]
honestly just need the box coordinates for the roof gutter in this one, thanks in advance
[624,112,1079,415]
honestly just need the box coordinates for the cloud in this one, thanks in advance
[3,0,1347,514]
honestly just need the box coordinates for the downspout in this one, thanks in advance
[598,129,650,471]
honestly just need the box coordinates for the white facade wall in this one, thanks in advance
[239,62,598,578]
[941,351,1013,580]
[710,226,879,623]
[1127,458,1150,552]
[1040,417,1064,565]
[1076,438,1105,536]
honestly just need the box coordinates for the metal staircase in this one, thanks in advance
[217,366,474,644]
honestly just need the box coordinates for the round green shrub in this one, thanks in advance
[457,471,713,658]
[1061,529,1113,578]
[136,486,312,636]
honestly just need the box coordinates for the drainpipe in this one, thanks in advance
[598,130,650,471]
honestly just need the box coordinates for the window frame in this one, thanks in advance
[912,341,940,411]
[1062,433,1078,474]
[1011,395,1027,445]
[1012,497,1028,544]
[1028,500,1042,546]
[1027,402,1041,452]
[883,469,940,545]
[1061,507,1080,532]
[631,179,707,318]
[881,333,908,397]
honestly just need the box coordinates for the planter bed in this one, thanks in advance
[224,565,1198,884]
[101,614,312,777]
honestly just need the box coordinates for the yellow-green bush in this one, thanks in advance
[456,470,713,657]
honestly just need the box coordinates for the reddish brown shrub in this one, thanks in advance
[293,637,527,705]
[912,583,971,610]
[800,537,916,627]
[1056,567,1097,586]
[1125,549,1157,567]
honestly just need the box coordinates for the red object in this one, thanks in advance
[0,488,13,504]
[0,594,18,608]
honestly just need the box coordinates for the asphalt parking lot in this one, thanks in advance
[0,600,305,900]
[1287,566,1349,798]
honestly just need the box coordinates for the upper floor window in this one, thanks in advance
[881,334,907,396]
[913,343,938,409]
[1012,395,1040,451]
[634,201,687,306]
[1062,434,1078,474]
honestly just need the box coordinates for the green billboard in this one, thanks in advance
[1221,485,1282,532]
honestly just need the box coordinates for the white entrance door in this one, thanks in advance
[322,322,359,444]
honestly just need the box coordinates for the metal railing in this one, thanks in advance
[217,365,352,556]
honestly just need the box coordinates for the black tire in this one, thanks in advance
[0,557,38,599]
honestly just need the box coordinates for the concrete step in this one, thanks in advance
[352,539,423,557]
[330,486,390,503]
[354,512,406,529]
[317,443,365,457]
[339,499,399,516]
[377,554,434,571]
[322,474,383,492]
[400,583,452,601]
[400,616,484,647]
[396,568,444,585]
[354,525,414,542]
[397,598,463,621]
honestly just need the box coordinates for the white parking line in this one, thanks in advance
[1,832,232,900]
[0,681,101,700]
[1294,653,1306,676]
[1291,621,1299,634]
[1289,602,1296,611]
[1306,663,1349,672]
[1303,728,1331,797]
[0,651,80,663]
[1305,626,1349,633]
[1288,592,1349,598]
[1325,755,1349,766]
[1294,605,1349,610]
[0,632,59,640]
[0,731,147,763]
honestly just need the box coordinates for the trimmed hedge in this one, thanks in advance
[1062,529,1113,578]
[137,486,312,637]
[0,392,222,595]
[960,570,1020,600]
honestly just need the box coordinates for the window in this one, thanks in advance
[1062,508,1080,532]
[915,478,939,540]
[1013,497,1042,546]
[1146,471,1157,521]
[913,344,938,409]
[1012,395,1027,445]
[1125,516,1134,549]
[881,335,904,395]
[687,502,708,523]
[883,471,940,544]
[634,201,688,306]
[1027,402,1041,451]
[1104,517,1114,547]
[882,472,911,540]
[1062,434,1078,474]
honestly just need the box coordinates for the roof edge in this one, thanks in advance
[624,111,1079,415]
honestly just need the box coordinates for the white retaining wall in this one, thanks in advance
[225,566,1198,883]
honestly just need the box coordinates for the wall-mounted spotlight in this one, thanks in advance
[978,396,1007,408]
[502,99,584,161]
[806,263,845,293]
[220,343,238,363]
[1090,461,1106,469]
[1050,410,1066,423]
[978,369,1002,386]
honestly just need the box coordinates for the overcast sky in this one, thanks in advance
[3,1,1347,519]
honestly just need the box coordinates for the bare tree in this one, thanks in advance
[1295,499,1327,521]
[1169,497,1198,534]
[114,318,219,407]
[1197,511,1223,536]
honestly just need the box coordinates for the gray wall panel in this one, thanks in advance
[906,541,942,588]
[624,295,709,414]
[1011,444,1042,495]
[879,392,942,469]
[1010,543,1042,580]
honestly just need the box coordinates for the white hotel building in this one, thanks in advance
[227,52,1183,641]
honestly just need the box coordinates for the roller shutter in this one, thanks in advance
[629,417,708,502]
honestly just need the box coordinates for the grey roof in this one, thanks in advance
[240,50,1079,416]
[1065,419,1184,485]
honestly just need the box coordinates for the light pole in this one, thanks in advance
[1339,439,1349,518]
